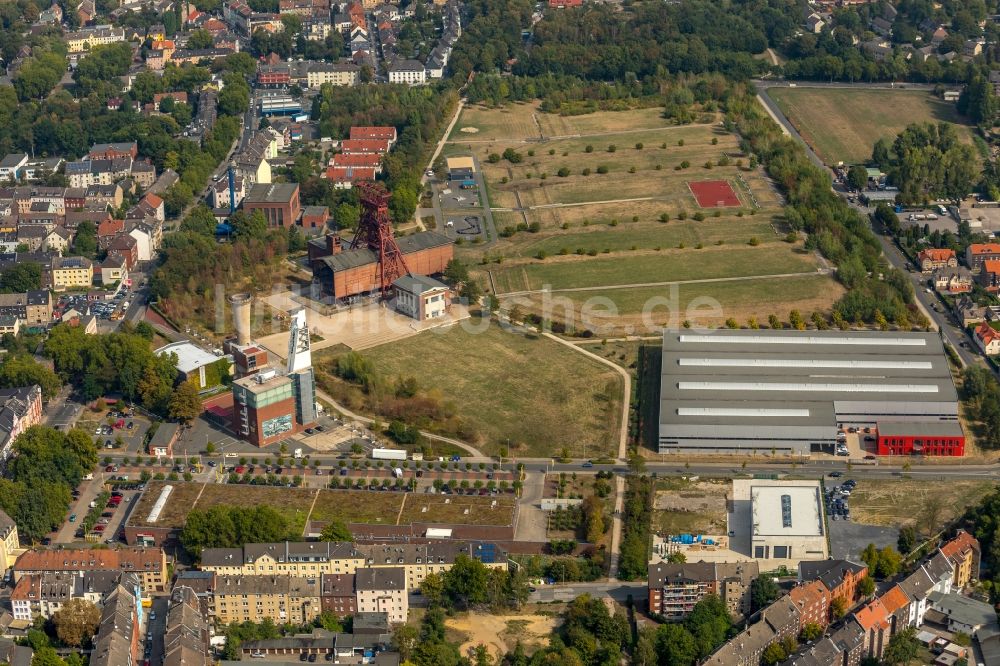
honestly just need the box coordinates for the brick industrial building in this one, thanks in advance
[243,183,302,228]
[308,231,453,300]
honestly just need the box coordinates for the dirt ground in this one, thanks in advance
[446,612,561,661]
[848,479,995,529]
[653,478,730,536]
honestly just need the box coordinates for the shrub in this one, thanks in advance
[535,250,548,260]
[607,144,616,152]
[596,165,609,174]
[557,167,570,177]
[659,213,669,223]
[487,153,501,163]
[635,142,643,150]
[528,221,541,233]
[609,219,619,227]
[677,139,685,146]
[527,149,535,157]
[693,212,705,221]
[587,249,598,256]
[711,137,718,145]
[655,164,662,170]
[548,148,555,155]
[582,167,591,176]
[704,161,713,169]
[680,160,690,169]
[585,144,594,153]
[677,210,687,220]
[749,236,760,246]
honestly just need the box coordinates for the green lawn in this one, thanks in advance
[496,217,779,258]
[769,87,972,165]
[361,322,622,458]
[490,244,821,293]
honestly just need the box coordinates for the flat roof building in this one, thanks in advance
[658,330,961,456]
[731,479,828,565]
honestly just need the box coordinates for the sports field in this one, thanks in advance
[768,87,972,165]
[446,103,837,333]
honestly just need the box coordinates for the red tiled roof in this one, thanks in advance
[854,598,890,632]
[975,321,1000,346]
[332,153,381,168]
[968,243,1000,256]
[983,259,1000,275]
[918,248,955,262]
[940,530,979,559]
[878,585,910,615]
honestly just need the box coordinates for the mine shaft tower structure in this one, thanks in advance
[349,182,410,296]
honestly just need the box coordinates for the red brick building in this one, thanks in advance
[321,574,356,617]
[875,421,965,456]
[309,231,454,300]
[799,559,868,619]
[87,142,138,161]
[301,205,329,230]
[108,234,138,270]
[243,183,301,228]
[788,579,831,630]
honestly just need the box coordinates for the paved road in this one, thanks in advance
[513,472,546,542]
[44,387,83,431]
[607,475,625,580]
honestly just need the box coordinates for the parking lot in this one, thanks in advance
[824,475,899,560]
[54,284,134,323]
[89,408,151,455]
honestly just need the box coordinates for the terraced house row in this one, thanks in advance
[703,531,985,666]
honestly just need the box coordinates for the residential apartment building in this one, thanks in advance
[199,541,507,590]
[788,579,831,630]
[799,559,868,617]
[51,256,94,289]
[10,570,122,621]
[917,248,957,272]
[163,586,212,666]
[0,509,19,572]
[854,597,892,661]
[965,243,1000,272]
[306,62,360,87]
[355,567,407,624]
[321,574,357,617]
[13,547,168,594]
[0,290,52,325]
[210,575,321,625]
[90,575,141,666]
[647,561,758,620]
[975,320,1000,355]
[388,59,427,84]
[65,25,126,52]
[939,530,981,589]
[0,385,43,461]
[703,596,801,666]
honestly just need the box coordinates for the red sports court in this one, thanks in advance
[688,180,741,208]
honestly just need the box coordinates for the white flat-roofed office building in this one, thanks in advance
[730,479,828,565]
[658,330,960,455]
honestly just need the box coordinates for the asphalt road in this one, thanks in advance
[528,580,646,603]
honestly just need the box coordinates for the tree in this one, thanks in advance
[666,551,686,563]
[761,642,786,666]
[30,647,67,666]
[168,380,202,424]
[187,28,214,49]
[229,210,267,240]
[831,596,848,619]
[52,598,100,647]
[858,576,876,598]
[654,624,698,666]
[799,622,823,642]
[628,453,646,475]
[0,355,61,398]
[751,574,780,611]
[319,520,352,541]
[420,571,444,606]
[0,263,42,292]
[393,624,418,662]
[883,627,919,666]
[72,220,97,258]
[847,165,868,191]
[898,524,917,554]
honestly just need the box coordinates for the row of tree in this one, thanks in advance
[617,475,653,581]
